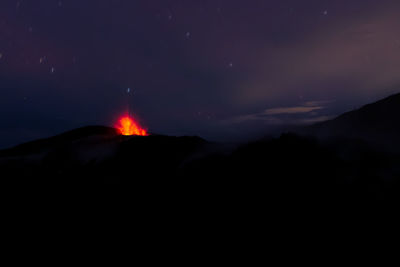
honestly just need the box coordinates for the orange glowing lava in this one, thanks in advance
[116,115,148,136]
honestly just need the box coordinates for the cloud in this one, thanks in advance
[299,116,333,124]
[225,101,329,125]
[263,106,323,115]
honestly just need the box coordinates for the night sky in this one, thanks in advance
[1,0,400,148]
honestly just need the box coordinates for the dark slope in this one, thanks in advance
[2,94,400,207]
[0,127,209,185]
[0,126,119,157]
[304,93,400,149]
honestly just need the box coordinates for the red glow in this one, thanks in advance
[115,115,148,136]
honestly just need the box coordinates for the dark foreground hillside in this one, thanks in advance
[3,93,400,209]
[303,92,400,151]
[1,126,400,209]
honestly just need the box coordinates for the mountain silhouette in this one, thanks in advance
[0,125,210,185]
[302,92,400,150]
[2,93,400,209]
[0,126,119,157]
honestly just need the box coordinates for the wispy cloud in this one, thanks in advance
[263,106,323,115]
[225,101,331,125]
[299,116,333,124]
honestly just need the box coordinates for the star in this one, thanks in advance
[323,10,328,15]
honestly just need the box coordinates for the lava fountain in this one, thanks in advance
[115,115,148,136]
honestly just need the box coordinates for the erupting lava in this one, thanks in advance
[115,115,148,136]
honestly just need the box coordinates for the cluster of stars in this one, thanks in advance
[2,1,335,99]
[4,2,299,78]
[8,1,69,75]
